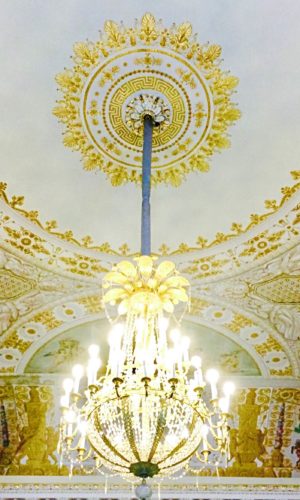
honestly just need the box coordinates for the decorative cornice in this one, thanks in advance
[0,476,299,499]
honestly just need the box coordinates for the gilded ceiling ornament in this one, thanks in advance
[201,245,300,343]
[253,274,300,305]
[53,12,241,186]
[0,270,35,300]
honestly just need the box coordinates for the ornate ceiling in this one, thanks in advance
[0,1,299,498]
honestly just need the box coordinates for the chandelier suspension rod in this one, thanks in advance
[141,115,153,256]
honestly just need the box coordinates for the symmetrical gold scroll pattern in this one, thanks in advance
[53,13,240,186]
[105,73,188,151]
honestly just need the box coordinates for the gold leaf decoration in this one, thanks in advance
[104,20,126,48]
[170,22,193,50]
[204,44,222,63]
[140,13,157,43]
[53,13,241,187]
[73,42,100,66]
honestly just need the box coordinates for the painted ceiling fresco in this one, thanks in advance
[0,1,299,498]
[24,319,260,375]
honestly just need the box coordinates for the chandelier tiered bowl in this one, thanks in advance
[57,12,238,496]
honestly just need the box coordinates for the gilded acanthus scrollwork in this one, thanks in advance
[53,13,241,187]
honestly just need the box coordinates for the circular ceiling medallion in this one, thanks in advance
[54,13,241,186]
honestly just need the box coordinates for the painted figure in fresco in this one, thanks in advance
[219,350,241,373]
[291,439,300,469]
[43,339,84,371]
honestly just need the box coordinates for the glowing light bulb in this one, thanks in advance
[191,355,201,369]
[114,350,125,378]
[191,356,204,386]
[158,316,169,332]
[223,381,235,396]
[65,409,76,438]
[72,364,84,393]
[112,323,123,338]
[201,424,209,437]
[205,368,219,385]
[109,323,123,351]
[170,328,180,343]
[78,420,88,436]
[206,368,219,399]
[63,378,73,394]
[87,357,101,386]
[65,409,76,424]
[201,424,209,450]
[181,336,190,364]
[78,419,88,449]
[181,336,190,350]
[166,348,176,377]
[72,364,84,379]
[60,395,69,408]
[88,344,100,359]
[219,397,229,414]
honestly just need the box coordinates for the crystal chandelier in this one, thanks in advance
[57,24,236,493]
[59,253,235,479]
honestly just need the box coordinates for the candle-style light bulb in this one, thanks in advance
[191,355,201,369]
[201,424,209,450]
[87,357,101,386]
[65,409,76,424]
[223,381,235,397]
[166,348,176,378]
[63,377,73,394]
[109,323,123,354]
[181,336,190,364]
[72,364,84,393]
[65,409,76,438]
[219,396,229,414]
[88,344,100,359]
[191,356,204,387]
[206,368,219,399]
[221,381,235,415]
[170,328,180,344]
[158,316,169,332]
[60,395,69,408]
[62,378,73,406]
[114,349,125,378]
[78,420,88,449]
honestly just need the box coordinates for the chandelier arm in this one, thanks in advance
[78,446,94,463]
[141,115,153,256]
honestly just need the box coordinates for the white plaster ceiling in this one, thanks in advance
[1,0,300,252]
